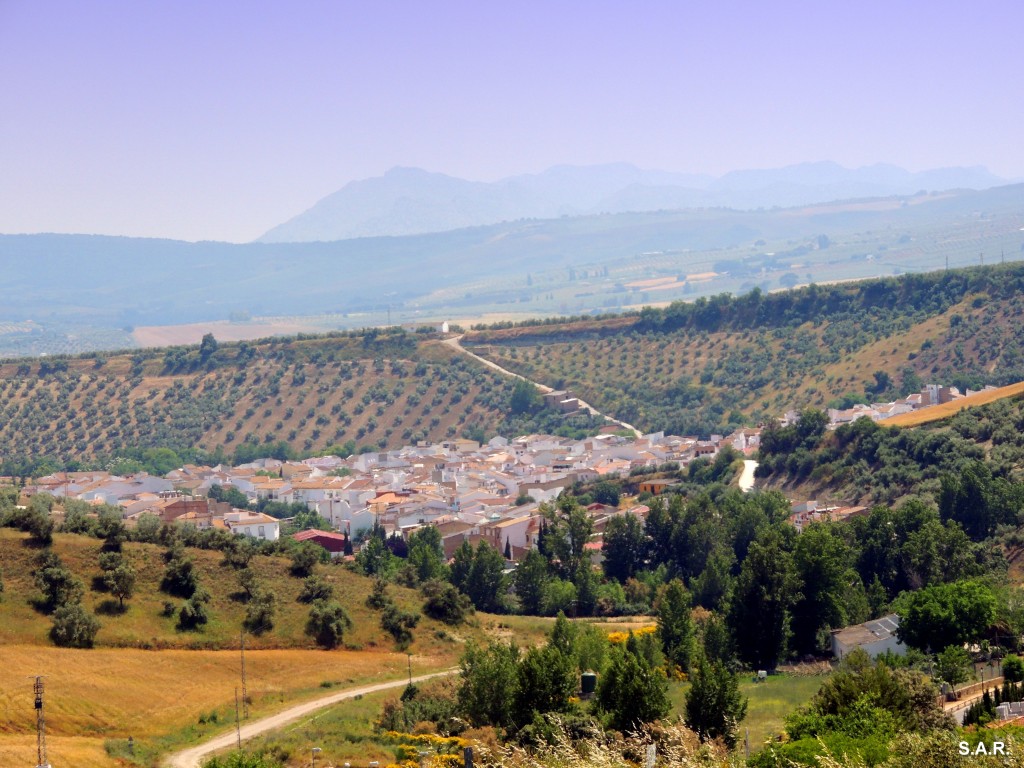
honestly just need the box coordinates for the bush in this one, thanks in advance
[297,574,333,604]
[178,589,211,630]
[421,580,472,625]
[1004,654,1024,683]
[381,603,420,648]
[305,600,352,649]
[50,603,101,648]
[243,591,276,636]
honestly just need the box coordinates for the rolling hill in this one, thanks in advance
[1,181,1023,358]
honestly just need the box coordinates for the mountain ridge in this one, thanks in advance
[258,161,1006,243]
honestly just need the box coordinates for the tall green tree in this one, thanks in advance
[602,512,646,582]
[513,644,577,727]
[597,633,671,732]
[656,578,694,673]
[458,641,520,728]
[791,523,857,655]
[468,542,508,613]
[407,525,447,583]
[729,529,800,669]
[895,579,997,651]
[684,655,747,748]
[513,548,549,615]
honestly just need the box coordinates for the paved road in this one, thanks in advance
[738,460,758,492]
[443,335,643,438]
[165,670,456,768]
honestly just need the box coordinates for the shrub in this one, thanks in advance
[381,603,420,649]
[1003,654,1024,683]
[305,600,352,649]
[422,580,472,625]
[50,603,101,648]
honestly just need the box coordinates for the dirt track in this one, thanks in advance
[165,669,455,768]
[443,335,643,438]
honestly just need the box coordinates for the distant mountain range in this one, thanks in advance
[258,161,1007,243]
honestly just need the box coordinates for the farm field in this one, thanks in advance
[0,645,426,768]
[882,380,1024,428]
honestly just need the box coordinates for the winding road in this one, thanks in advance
[443,335,643,438]
[165,669,456,768]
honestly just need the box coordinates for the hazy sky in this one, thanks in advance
[2,1,1021,242]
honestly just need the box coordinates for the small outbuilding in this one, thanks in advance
[831,614,904,659]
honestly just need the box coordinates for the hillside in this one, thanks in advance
[0,330,589,470]
[0,525,500,768]
[462,263,1024,439]
[1,181,1023,356]
[0,527,454,651]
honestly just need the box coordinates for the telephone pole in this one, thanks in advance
[32,676,51,768]
[240,631,249,719]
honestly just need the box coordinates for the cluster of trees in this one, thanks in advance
[756,406,1024,508]
[456,615,670,740]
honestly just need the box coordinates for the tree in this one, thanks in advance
[509,379,540,415]
[222,537,258,569]
[50,603,101,648]
[243,590,276,636]
[895,579,997,652]
[356,533,394,576]
[104,562,137,609]
[289,542,322,577]
[458,641,520,728]
[26,509,55,546]
[453,541,507,613]
[513,644,577,727]
[199,332,219,362]
[513,549,549,615]
[542,498,594,579]
[421,580,472,625]
[297,574,334,603]
[96,509,128,552]
[407,525,447,583]
[684,655,747,747]
[656,579,694,673]
[178,588,211,630]
[305,600,352,648]
[934,645,971,693]
[597,633,671,732]
[381,603,419,648]
[791,523,856,655]
[34,553,84,612]
[602,512,646,583]
[729,530,800,670]
[592,480,621,507]
[161,547,198,598]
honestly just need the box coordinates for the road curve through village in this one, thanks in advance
[443,335,643,438]
[165,669,456,768]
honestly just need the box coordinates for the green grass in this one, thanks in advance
[668,671,828,754]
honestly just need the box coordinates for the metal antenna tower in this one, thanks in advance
[240,631,249,719]
[32,676,51,768]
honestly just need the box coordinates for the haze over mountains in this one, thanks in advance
[258,161,1007,243]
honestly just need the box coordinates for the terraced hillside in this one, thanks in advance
[462,264,1024,437]
[0,330,572,469]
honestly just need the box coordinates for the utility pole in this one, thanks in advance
[240,631,249,719]
[32,676,51,768]
[234,687,242,749]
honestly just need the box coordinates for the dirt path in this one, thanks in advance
[165,669,456,768]
[444,336,643,438]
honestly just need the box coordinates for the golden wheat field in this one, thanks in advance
[0,645,427,767]
[882,379,1024,428]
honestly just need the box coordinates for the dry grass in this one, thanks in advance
[0,645,428,767]
[882,380,1024,428]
